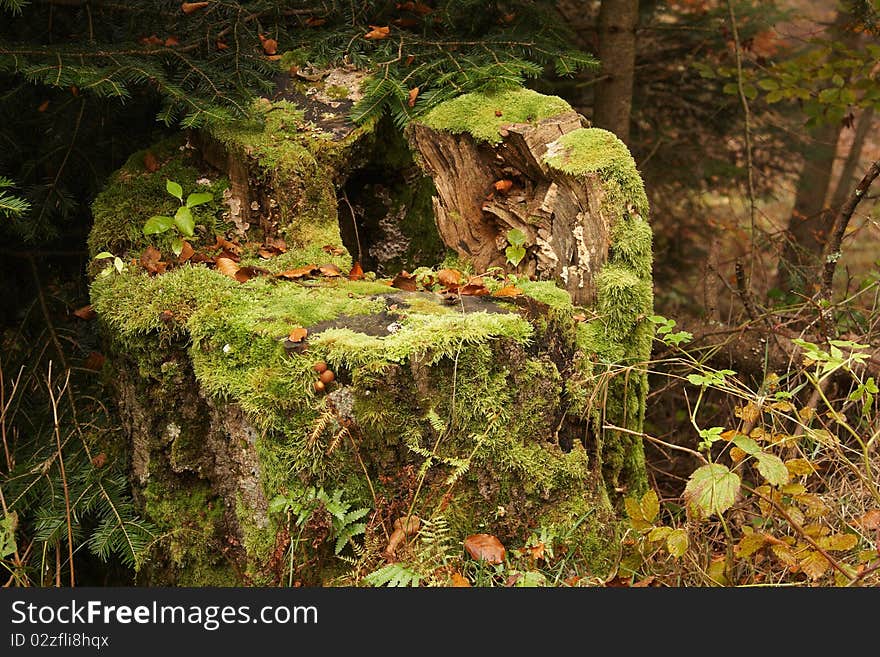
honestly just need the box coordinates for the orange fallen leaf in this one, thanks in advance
[276,265,319,280]
[437,268,463,288]
[563,575,581,587]
[348,261,364,281]
[143,151,159,172]
[37,100,50,112]
[216,40,228,50]
[493,179,513,193]
[305,16,326,27]
[91,452,108,468]
[260,36,278,55]
[464,534,505,564]
[857,509,880,531]
[140,246,167,275]
[215,256,241,280]
[72,304,96,320]
[177,241,194,263]
[322,244,345,255]
[181,2,209,14]
[461,284,490,296]
[572,312,587,322]
[164,36,179,47]
[139,34,163,46]
[493,285,522,297]
[408,87,420,108]
[383,515,421,558]
[631,575,657,587]
[288,327,308,343]
[392,270,418,291]
[236,265,270,283]
[450,572,471,587]
[83,351,105,371]
[527,541,546,562]
[211,235,241,254]
[318,263,341,277]
[405,54,415,66]
[365,25,391,40]
[393,17,419,28]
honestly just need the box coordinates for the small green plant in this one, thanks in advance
[94,251,127,276]
[142,179,213,255]
[647,314,693,347]
[269,487,370,556]
[504,228,527,267]
[0,176,29,218]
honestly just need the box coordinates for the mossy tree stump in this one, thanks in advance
[88,78,653,586]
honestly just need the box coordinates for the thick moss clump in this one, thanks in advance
[420,88,573,144]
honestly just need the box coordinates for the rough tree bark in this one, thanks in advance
[592,0,640,144]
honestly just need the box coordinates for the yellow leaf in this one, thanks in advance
[771,543,799,569]
[795,493,829,518]
[780,483,806,495]
[799,550,830,580]
[816,533,858,552]
[640,489,660,524]
[647,526,672,542]
[729,446,747,463]
[802,523,830,538]
[769,400,795,412]
[784,458,815,476]
[707,557,728,586]
[736,402,762,423]
[734,532,768,559]
[666,528,689,558]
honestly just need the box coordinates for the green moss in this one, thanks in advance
[420,88,572,145]
[325,84,350,100]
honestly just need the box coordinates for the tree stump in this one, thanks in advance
[88,78,653,585]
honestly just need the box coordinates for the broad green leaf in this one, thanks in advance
[505,245,526,266]
[722,82,738,95]
[186,191,213,208]
[506,228,527,247]
[641,489,660,524]
[732,435,760,455]
[174,206,195,237]
[766,89,785,104]
[647,526,672,542]
[816,533,858,552]
[734,532,767,559]
[624,495,652,531]
[756,452,789,486]
[666,529,688,558]
[683,464,740,519]
[113,257,124,273]
[758,78,779,91]
[143,215,174,235]
[170,236,183,257]
[166,179,183,201]
[94,251,114,259]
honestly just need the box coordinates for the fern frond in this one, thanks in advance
[363,562,421,587]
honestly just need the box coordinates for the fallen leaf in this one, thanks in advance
[164,36,179,47]
[38,100,50,112]
[527,541,545,562]
[393,17,419,28]
[383,515,421,558]
[857,509,880,531]
[573,312,587,322]
[236,265,270,283]
[563,575,580,587]
[450,572,471,587]
[260,36,278,55]
[495,109,503,117]
[631,575,656,587]
[405,54,415,66]
[276,265,319,280]
[181,1,209,14]
[83,351,105,371]
[504,573,521,587]
[392,270,418,291]
[463,534,506,564]
[493,285,522,297]
[212,235,241,254]
[216,40,228,50]
[318,263,342,277]
[72,304,96,320]
[408,87,419,108]
[178,240,195,263]
[322,244,346,256]
[215,257,241,280]
[140,34,163,46]
[91,453,108,468]
[288,327,308,343]
[437,268,463,288]
[144,151,159,172]
[493,179,513,193]
[460,277,490,296]
[217,249,241,263]
[305,16,326,27]
[364,25,391,40]
[140,246,167,275]
[348,261,364,281]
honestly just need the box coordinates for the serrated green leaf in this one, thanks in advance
[732,435,760,455]
[143,215,174,235]
[756,452,789,486]
[174,206,195,237]
[166,179,183,201]
[683,464,740,519]
[666,529,688,558]
[0,513,17,559]
[641,489,660,523]
[186,191,213,208]
[647,526,672,542]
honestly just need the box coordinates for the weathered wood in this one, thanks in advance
[408,112,613,306]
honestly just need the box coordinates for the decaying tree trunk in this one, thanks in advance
[88,74,653,586]
[408,111,613,307]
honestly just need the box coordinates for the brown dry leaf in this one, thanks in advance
[563,575,580,587]
[212,235,242,255]
[736,402,762,424]
[144,151,160,173]
[393,16,419,28]
[729,446,747,463]
[236,266,270,283]
[164,36,180,47]
[463,533,506,564]
[383,516,421,557]
[318,263,342,277]
[407,87,420,108]
[140,246,167,275]
[83,351,105,371]
[437,268,463,288]
[266,237,287,253]
[460,282,490,296]
[260,36,278,55]
[392,270,418,291]
[91,453,108,468]
[178,240,195,263]
[181,2,209,14]
[276,265,319,280]
[405,54,415,66]
[631,575,656,587]
[348,261,364,281]
[72,304,96,321]
[573,312,587,322]
[528,541,545,562]
[450,572,471,587]
[288,327,308,343]
[140,34,163,46]
[216,40,229,50]
[37,99,50,112]
[215,257,241,280]
[305,16,326,27]
[364,25,391,40]
[493,179,513,193]
[857,509,880,531]
[493,285,522,298]
[322,244,346,256]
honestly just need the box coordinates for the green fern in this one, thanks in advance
[363,562,422,587]
[0,177,29,218]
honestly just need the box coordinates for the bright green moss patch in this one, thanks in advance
[421,88,572,145]
[544,128,650,218]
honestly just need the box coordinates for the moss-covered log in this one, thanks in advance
[88,76,653,585]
